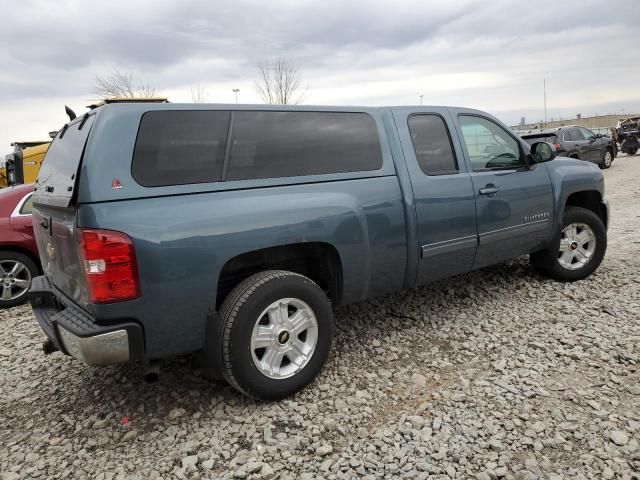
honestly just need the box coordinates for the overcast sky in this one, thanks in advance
[1,0,639,151]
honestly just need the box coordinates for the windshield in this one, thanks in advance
[522,134,557,145]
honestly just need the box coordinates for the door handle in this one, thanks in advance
[479,186,499,196]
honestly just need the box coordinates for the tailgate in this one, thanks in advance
[32,207,87,303]
[32,114,95,303]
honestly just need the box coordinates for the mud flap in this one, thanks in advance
[195,308,225,380]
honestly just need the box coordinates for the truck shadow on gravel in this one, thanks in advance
[333,256,540,346]
[58,258,549,423]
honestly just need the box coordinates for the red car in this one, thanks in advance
[0,184,40,307]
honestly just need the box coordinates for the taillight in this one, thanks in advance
[553,143,562,151]
[79,229,140,303]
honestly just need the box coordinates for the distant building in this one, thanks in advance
[512,113,639,133]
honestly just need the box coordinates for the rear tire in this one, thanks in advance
[530,207,606,282]
[218,270,334,400]
[599,148,613,169]
[629,147,638,156]
[0,252,38,308]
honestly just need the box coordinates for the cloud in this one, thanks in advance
[1,0,639,149]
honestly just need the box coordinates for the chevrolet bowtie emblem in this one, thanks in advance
[46,242,56,261]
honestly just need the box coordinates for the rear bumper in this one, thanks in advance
[29,276,144,365]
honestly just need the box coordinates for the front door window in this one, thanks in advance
[458,116,524,171]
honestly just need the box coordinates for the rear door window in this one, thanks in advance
[33,115,95,207]
[407,114,458,175]
[132,111,231,187]
[568,128,585,141]
[226,111,382,181]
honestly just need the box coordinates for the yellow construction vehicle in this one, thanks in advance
[5,140,51,186]
[0,158,7,187]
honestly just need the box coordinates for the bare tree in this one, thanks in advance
[190,83,210,103]
[92,70,159,99]
[255,58,309,104]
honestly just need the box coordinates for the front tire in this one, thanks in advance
[218,270,334,400]
[629,147,638,156]
[599,148,613,169]
[530,207,606,282]
[0,252,38,308]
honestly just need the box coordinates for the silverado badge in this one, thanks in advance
[524,212,550,222]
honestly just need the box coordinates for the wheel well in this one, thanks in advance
[569,154,579,159]
[216,243,342,309]
[0,246,41,273]
[565,191,607,227]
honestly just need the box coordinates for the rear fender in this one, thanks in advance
[77,177,407,357]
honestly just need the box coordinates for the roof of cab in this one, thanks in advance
[88,102,488,118]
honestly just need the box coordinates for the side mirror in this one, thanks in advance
[530,141,556,163]
[595,133,603,138]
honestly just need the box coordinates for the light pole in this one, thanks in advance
[543,78,547,130]
[232,88,240,104]
[419,94,423,106]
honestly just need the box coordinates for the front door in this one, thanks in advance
[453,112,554,269]
[394,108,478,284]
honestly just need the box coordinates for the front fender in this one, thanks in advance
[545,157,605,231]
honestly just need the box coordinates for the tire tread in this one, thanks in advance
[218,270,321,399]
[530,206,606,282]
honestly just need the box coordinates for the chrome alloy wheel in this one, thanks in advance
[603,150,612,167]
[0,260,32,301]
[250,298,318,380]
[558,223,596,270]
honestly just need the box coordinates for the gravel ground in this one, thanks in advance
[1,154,639,480]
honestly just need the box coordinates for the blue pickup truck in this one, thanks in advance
[29,103,608,399]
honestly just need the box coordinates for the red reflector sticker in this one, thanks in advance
[112,179,123,190]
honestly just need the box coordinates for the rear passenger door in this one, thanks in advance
[393,108,478,284]
[453,111,554,269]
[578,127,601,162]
[565,128,589,159]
